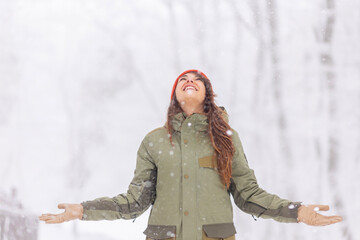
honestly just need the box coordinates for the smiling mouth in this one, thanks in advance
[183,84,198,91]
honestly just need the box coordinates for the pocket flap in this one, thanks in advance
[143,225,176,239]
[203,222,236,238]
[199,155,217,168]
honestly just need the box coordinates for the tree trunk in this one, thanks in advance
[249,1,266,112]
[184,0,207,67]
[266,0,294,191]
[228,0,243,110]
[163,0,182,73]
[316,0,353,239]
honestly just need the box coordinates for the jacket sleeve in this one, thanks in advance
[229,130,301,223]
[80,137,157,221]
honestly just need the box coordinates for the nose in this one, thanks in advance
[186,79,194,83]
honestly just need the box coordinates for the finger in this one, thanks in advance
[45,219,62,224]
[321,219,341,226]
[45,214,66,224]
[39,215,56,221]
[39,216,56,221]
[58,203,68,209]
[40,213,58,217]
[329,216,343,223]
[315,215,342,226]
[39,215,57,222]
[312,205,329,211]
[39,213,64,221]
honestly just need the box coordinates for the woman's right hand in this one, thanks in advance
[39,203,84,224]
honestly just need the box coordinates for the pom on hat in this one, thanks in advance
[170,69,209,100]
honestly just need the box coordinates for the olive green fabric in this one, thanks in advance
[81,111,300,240]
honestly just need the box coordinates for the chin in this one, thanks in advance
[179,97,202,104]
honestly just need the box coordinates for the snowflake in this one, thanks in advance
[167,231,175,237]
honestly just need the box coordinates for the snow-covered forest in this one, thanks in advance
[0,0,359,239]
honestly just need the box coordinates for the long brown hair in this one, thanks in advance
[166,71,235,188]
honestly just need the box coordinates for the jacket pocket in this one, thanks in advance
[202,223,236,240]
[144,225,176,240]
[199,155,218,169]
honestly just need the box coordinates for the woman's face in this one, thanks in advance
[174,72,206,107]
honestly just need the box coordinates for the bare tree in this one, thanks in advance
[228,0,244,111]
[228,0,269,112]
[183,0,207,67]
[249,1,266,111]
[266,0,294,192]
[0,0,19,127]
[163,0,182,73]
[83,2,162,117]
[315,0,354,239]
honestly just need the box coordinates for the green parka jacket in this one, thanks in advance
[81,111,301,240]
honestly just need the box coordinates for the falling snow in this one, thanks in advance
[0,1,357,240]
[167,231,175,237]
[144,181,153,187]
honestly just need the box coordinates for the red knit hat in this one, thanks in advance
[170,69,210,100]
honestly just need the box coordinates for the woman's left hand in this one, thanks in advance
[297,204,342,226]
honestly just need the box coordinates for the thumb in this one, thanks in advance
[58,203,68,210]
[312,205,330,211]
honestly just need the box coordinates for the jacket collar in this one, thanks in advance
[172,112,209,132]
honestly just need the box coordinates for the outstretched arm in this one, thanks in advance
[80,139,157,221]
[229,130,342,226]
[39,138,157,223]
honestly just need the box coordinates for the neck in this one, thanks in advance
[181,101,205,116]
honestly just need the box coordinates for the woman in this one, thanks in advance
[39,69,342,240]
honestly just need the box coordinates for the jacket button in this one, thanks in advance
[184,211,189,216]
[184,174,189,179]
[183,139,188,144]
